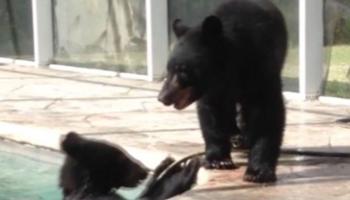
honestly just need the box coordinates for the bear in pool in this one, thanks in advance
[59,132,200,199]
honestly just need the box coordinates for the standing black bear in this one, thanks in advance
[158,0,287,183]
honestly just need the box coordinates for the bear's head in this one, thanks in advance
[158,16,227,110]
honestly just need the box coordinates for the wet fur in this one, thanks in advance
[60,132,200,200]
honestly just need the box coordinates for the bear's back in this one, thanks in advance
[215,0,286,40]
[215,0,287,72]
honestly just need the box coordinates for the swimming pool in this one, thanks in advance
[0,140,62,200]
[0,140,145,200]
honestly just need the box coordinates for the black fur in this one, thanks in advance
[59,132,200,200]
[140,157,200,200]
[158,0,287,183]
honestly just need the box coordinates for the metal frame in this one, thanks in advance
[32,0,53,67]
[146,0,168,81]
[0,0,346,102]
[299,0,324,100]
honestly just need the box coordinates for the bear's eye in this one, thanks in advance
[178,71,190,86]
[176,65,187,72]
[177,67,194,87]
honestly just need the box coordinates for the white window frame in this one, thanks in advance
[298,0,324,100]
[2,0,348,103]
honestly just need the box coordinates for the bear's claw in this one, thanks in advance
[203,158,238,170]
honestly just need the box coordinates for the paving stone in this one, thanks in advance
[1,65,350,200]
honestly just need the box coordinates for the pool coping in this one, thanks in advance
[0,138,63,165]
[0,121,171,169]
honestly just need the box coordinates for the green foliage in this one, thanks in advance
[334,18,350,44]
[271,0,299,47]
[325,45,350,98]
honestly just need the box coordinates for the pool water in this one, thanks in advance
[0,141,144,200]
[0,150,62,200]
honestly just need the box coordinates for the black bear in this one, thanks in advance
[60,132,200,200]
[158,0,287,183]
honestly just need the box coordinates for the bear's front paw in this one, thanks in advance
[243,167,276,183]
[203,157,238,170]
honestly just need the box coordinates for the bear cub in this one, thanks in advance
[60,132,200,200]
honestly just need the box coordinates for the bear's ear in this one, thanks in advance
[173,19,189,38]
[61,132,81,153]
[202,16,223,39]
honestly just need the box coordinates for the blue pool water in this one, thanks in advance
[0,146,62,200]
[0,141,144,200]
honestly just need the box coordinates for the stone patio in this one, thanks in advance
[0,64,350,199]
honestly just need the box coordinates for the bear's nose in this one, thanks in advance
[158,91,172,106]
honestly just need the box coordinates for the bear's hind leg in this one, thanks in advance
[242,96,285,183]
